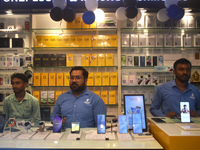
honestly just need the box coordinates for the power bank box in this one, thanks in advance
[174,34,182,47]
[121,55,126,66]
[55,91,63,101]
[109,90,116,104]
[102,72,109,86]
[49,54,57,67]
[90,54,97,66]
[156,34,164,47]
[98,54,105,66]
[32,91,40,101]
[41,73,48,86]
[66,54,73,66]
[110,72,118,86]
[82,54,89,66]
[134,56,139,66]
[33,73,41,86]
[64,72,70,86]
[34,54,42,67]
[122,73,129,85]
[146,15,155,28]
[139,34,147,47]
[122,34,130,47]
[12,38,23,48]
[127,55,133,66]
[146,56,151,66]
[57,54,66,66]
[40,91,48,104]
[49,73,56,86]
[131,34,139,47]
[164,34,173,47]
[101,91,108,104]
[106,53,113,66]
[87,72,94,86]
[47,91,55,104]
[56,73,64,86]
[94,72,101,86]
[183,34,192,47]
[147,34,155,47]
[93,91,100,97]
[194,34,200,47]
[129,72,136,85]
[41,54,50,67]
[140,56,145,66]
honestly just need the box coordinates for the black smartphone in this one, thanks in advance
[53,115,63,133]
[97,114,106,134]
[71,122,80,134]
[0,114,6,133]
[180,102,190,123]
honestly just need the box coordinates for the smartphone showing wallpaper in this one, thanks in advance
[53,115,62,133]
[180,102,190,123]
[97,114,106,134]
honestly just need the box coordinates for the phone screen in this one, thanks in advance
[97,114,106,134]
[180,102,190,123]
[118,115,127,134]
[53,115,62,133]
[0,114,6,133]
[71,122,80,133]
[132,113,143,134]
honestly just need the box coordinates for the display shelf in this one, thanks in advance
[121,47,200,50]
[0,29,29,34]
[31,86,118,88]
[32,47,117,51]
[122,85,156,87]
[39,104,118,107]
[32,66,118,68]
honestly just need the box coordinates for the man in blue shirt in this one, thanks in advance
[150,58,200,117]
[50,66,107,128]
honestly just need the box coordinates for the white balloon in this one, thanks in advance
[164,0,178,8]
[115,7,127,21]
[130,9,142,22]
[85,0,98,11]
[94,9,105,22]
[157,8,169,22]
[52,0,67,10]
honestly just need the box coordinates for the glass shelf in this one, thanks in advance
[121,47,200,51]
[39,104,118,107]
[122,66,154,69]
[33,66,118,68]
[122,85,156,87]
[32,47,117,51]
[32,86,118,87]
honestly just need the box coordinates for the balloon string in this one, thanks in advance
[90,26,93,51]
[59,20,63,35]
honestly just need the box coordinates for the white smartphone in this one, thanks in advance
[180,102,190,123]
[118,115,127,134]
[97,114,106,134]
[71,122,80,134]
[132,113,143,134]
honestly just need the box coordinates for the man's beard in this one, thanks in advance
[176,74,190,83]
[70,82,86,93]
[13,88,24,94]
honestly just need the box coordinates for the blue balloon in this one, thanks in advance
[82,11,95,25]
[166,4,181,19]
[174,7,185,20]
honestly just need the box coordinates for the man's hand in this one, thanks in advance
[190,110,199,117]
[165,111,179,118]
[62,117,66,127]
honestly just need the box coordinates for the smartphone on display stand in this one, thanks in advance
[132,113,143,134]
[71,122,80,134]
[53,115,63,133]
[97,114,106,134]
[118,115,127,134]
[180,102,190,123]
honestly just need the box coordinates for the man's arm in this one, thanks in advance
[194,92,200,116]
[32,99,41,127]
[3,99,9,124]
[150,87,166,117]
[93,95,107,127]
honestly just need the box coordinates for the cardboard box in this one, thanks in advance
[32,91,40,102]
[49,54,57,67]
[94,72,101,86]
[82,54,90,66]
[110,72,118,86]
[106,53,113,66]
[56,73,64,86]
[87,72,94,86]
[47,91,55,104]
[57,54,66,66]
[41,73,49,86]
[109,91,116,105]
[102,72,109,86]
[40,91,48,104]
[33,73,41,86]
[101,90,108,104]
[64,72,70,86]
[98,54,105,66]
[49,73,56,86]
[90,54,97,66]
[66,54,74,66]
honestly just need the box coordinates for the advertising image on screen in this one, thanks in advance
[97,114,106,134]
[53,115,62,133]
[118,115,127,134]
[180,102,190,123]
[124,94,147,132]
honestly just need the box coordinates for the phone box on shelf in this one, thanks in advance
[93,91,100,97]
[33,54,42,67]
[98,54,105,66]
[140,56,145,66]
[101,90,108,104]
[136,73,144,85]
[0,55,6,67]
[41,54,49,67]
[40,91,48,104]
[174,34,182,47]
[164,34,173,47]
[156,18,163,28]
[87,72,94,86]
[57,54,66,66]
[64,72,70,86]
[127,55,133,66]
[146,56,152,66]
[49,73,56,86]
[137,16,145,28]
[102,72,109,86]
[0,74,4,85]
[55,91,63,101]
[172,19,180,28]
[180,16,188,28]
[188,16,195,28]
[82,54,89,66]
[69,35,77,47]
[194,34,200,47]
[41,73,49,86]
[153,56,158,66]
[13,55,19,67]
[156,34,164,47]
[130,34,139,47]
[183,34,192,47]
[4,74,11,85]
[147,34,155,47]
[109,35,118,47]
[139,34,147,47]
[144,72,151,85]
[110,72,118,86]
[122,34,130,47]
[129,72,136,85]
[32,91,40,102]
[122,73,129,85]
[152,73,158,85]
[47,91,55,104]
[109,91,116,105]
[158,56,164,66]
[56,73,63,86]
[66,54,73,66]
[146,15,155,28]
[12,38,23,48]
[134,56,139,66]
[90,54,97,66]
[106,53,113,66]
[33,73,41,86]
[49,54,57,67]
[94,72,101,86]
[6,54,13,67]
[121,55,126,66]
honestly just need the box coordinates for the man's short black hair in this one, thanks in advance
[173,58,192,70]
[70,66,88,79]
[11,73,28,83]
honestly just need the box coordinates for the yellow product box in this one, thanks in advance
[74,17,82,28]
[82,54,90,66]
[66,54,74,66]
[55,91,63,101]
[41,73,49,86]
[110,72,118,86]
[35,35,43,47]
[49,73,56,86]
[32,91,40,102]
[40,91,48,104]
[98,54,105,66]
[56,73,64,86]
[49,36,57,47]
[70,35,77,47]
[42,36,49,47]
[56,36,63,47]
[47,91,55,104]
[66,20,74,28]
[87,72,94,86]
[90,54,97,66]
[90,21,97,28]
[62,35,71,47]
[106,53,113,66]
[77,35,83,47]
[33,73,41,86]
[64,72,70,86]
[109,91,116,104]
[94,72,101,86]
[83,35,91,47]
[93,35,103,47]
[101,90,108,104]
[82,20,90,28]
[103,35,110,47]
[102,72,109,86]
[110,35,118,47]
[93,91,100,97]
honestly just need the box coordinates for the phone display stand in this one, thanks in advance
[8,118,16,132]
